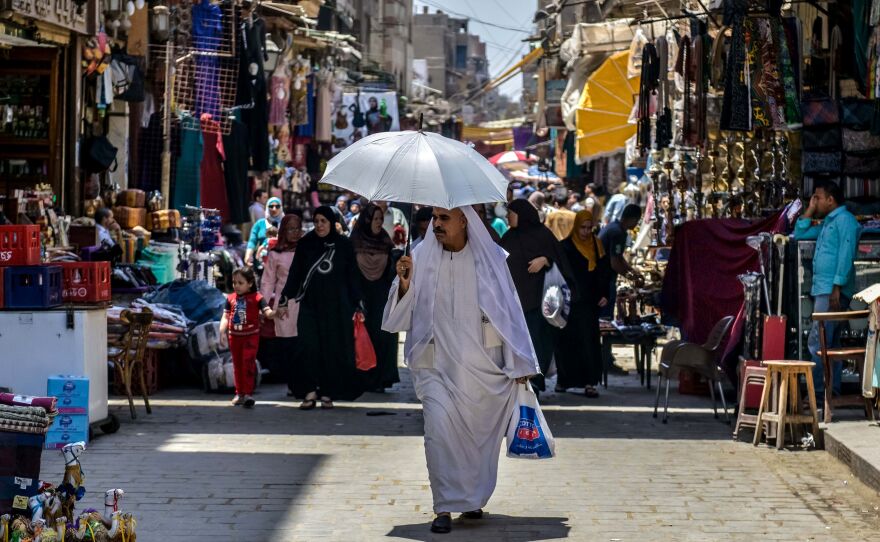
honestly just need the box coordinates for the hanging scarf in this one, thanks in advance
[350,203,393,281]
[637,43,660,152]
[568,210,605,271]
[273,212,303,252]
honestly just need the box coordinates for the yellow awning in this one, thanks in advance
[576,50,639,162]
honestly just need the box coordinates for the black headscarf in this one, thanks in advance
[508,198,542,229]
[501,198,575,312]
[313,205,339,236]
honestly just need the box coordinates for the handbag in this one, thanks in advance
[82,135,118,173]
[802,127,841,150]
[802,151,842,174]
[801,98,839,127]
[842,128,880,152]
[541,264,571,329]
[844,152,880,176]
[353,312,377,371]
[506,382,555,459]
[841,98,873,130]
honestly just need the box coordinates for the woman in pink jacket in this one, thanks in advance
[260,211,303,395]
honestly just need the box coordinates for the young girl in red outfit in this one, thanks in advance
[220,267,275,408]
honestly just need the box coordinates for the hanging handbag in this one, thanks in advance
[844,152,880,176]
[841,98,874,130]
[802,151,842,174]
[842,128,880,152]
[82,135,118,173]
[353,312,377,371]
[802,127,841,150]
[801,98,839,127]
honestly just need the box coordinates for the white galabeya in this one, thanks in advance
[321,130,508,209]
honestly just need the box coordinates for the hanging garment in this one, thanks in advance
[296,78,315,137]
[314,67,334,142]
[775,17,801,125]
[721,0,751,131]
[173,114,203,211]
[268,69,291,126]
[200,114,231,221]
[137,112,163,192]
[290,60,310,126]
[192,0,222,119]
[855,0,872,94]
[223,118,250,225]
[747,18,787,130]
[236,15,270,171]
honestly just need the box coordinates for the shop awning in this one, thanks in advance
[462,125,514,146]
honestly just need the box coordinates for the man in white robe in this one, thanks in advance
[382,205,540,534]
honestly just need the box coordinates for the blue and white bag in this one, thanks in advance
[506,383,556,459]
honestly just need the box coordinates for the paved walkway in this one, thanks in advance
[38,354,880,541]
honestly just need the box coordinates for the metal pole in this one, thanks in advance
[160,41,173,210]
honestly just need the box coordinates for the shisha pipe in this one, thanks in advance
[694,148,705,219]
[746,234,773,315]
[648,151,664,244]
[738,272,762,359]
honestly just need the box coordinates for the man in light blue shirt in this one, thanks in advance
[794,180,861,398]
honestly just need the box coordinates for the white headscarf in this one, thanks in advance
[401,205,538,377]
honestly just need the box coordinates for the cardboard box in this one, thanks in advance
[45,414,89,449]
[47,375,89,413]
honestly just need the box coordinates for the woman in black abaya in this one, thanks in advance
[350,203,400,392]
[500,198,575,393]
[555,210,610,398]
[279,206,363,409]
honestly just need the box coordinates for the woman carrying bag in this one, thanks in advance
[555,210,610,398]
[278,206,363,409]
[350,203,400,392]
[500,199,575,394]
[260,211,304,396]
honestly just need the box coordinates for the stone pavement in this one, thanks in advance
[38,354,880,542]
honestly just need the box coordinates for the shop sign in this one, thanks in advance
[1,0,88,34]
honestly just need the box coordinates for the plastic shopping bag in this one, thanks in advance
[506,382,556,459]
[542,263,571,329]
[353,312,377,371]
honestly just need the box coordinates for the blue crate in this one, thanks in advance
[3,265,62,309]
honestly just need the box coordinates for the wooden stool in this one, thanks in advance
[753,360,820,450]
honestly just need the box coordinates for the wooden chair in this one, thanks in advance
[813,310,875,423]
[108,308,154,419]
[653,316,734,424]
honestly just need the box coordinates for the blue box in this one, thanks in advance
[47,375,89,413]
[45,414,88,449]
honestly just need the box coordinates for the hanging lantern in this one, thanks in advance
[105,0,123,13]
[150,5,170,42]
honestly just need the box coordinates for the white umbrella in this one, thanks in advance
[320,130,508,209]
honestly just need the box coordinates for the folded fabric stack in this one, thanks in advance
[0,395,57,436]
[107,300,190,349]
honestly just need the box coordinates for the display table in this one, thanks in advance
[600,323,664,390]
[0,307,109,426]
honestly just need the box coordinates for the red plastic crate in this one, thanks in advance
[59,261,111,303]
[0,225,41,266]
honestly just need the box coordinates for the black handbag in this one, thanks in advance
[841,98,873,130]
[111,54,145,102]
[82,135,118,174]
[802,127,841,150]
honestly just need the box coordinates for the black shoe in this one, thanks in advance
[460,509,483,520]
[430,514,452,533]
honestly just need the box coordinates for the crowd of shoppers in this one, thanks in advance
[228,181,647,407]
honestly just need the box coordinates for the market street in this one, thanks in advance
[38,358,880,542]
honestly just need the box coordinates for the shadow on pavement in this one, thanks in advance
[387,514,571,541]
